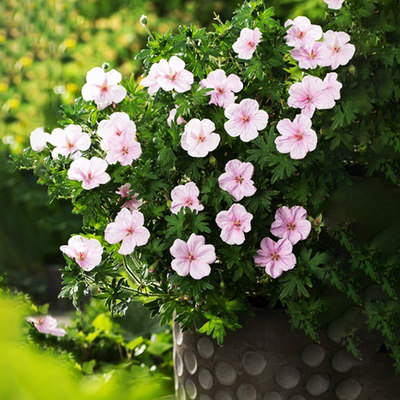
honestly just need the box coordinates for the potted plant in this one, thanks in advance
[18,0,400,398]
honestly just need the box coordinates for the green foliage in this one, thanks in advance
[0,295,171,400]
[17,0,400,370]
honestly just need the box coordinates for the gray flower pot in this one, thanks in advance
[173,308,400,400]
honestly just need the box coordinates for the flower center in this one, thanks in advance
[248,41,255,48]
[198,135,205,142]
[286,222,296,231]
[77,251,86,261]
[185,197,193,206]
[294,132,303,141]
[187,252,196,261]
[235,175,244,184]
[309,50,316,59]
[115,130,122,136]
[127,227,134,235]
[66,139,74,149]
[100,83,108,92]
[271,252,280,261]
[242,114,250,123]
[333,46,339,52]
[170,72,178,81]
[87,172,93,181]
[233,220,242,229]
[297,31,304,38]
[122,146,129,155]
[306,96,312,103]
[216,87,225,94]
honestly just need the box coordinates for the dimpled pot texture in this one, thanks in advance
[173,308,400,400]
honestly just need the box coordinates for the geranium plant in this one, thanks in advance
[18,0,400,370]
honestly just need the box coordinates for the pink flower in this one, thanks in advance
[181,118,220,157]
[27,316,67,337]
[218,159,257,201]
[67,156,110,190]
[116,183,143,211]
[50,125,91,159]
[140,62,161,95]
[232,27,262,60]
[288,75,336,117]
[224,98,268,142]
[323,72,342,101]
[254,238,296,278]
[215,204,253,245]
[157,56,194,93]
[323,0,345,10]
[81,67,126,110]
[200,69,243,108]
[97,112,137,142]
[170,182,204,214]
[30,127,50,152]
[104,208,150,255]
[290,42,326,69]
[170,234,216,279]
[167,106,186,127]
[270,206,312,244]
[320,31,356,70]
[103,133,142,166]
[275,114,317,159]
[60,235,103,271]
[284,16,322,49]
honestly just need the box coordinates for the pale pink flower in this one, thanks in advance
[50,125,91,159]
[323,72,342,101]
[67,156,110,190]
[284,16,322,49]
[288,75,336,117]
[218,159,257,201]
[170,233,216,279]
[116,183,143,211]
[275,114,317,159]
[323,0,345,10]
[181,118,220,157]
[200,69,243,108]
[104,208,150,255]
[271,206,312,244]
[167,106,186,127]
[60,235,103,271]
[27,316,67,337]
[215,204,253,245]
[103,133,142,166]
[290,42,326,69]
[254,237,296,278]
[232,27,262,60]
[320,31,356,70]
[224,98,268,142]
[170,182,204,214]
[81,67,126,110]
[30,127,50,152]
[157,56,194,93]
[97,112,137,143]
[140,62,161,95]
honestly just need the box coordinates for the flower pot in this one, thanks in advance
[173,308,400,400]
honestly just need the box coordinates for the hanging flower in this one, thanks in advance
[224,98,268,142]
[81,67,126,110]
[170,182,204,214]
[216,204,253,245]
[232,27,262,60]
[167,106,186,127]
[181,118,220,157]
[290,42,326,69]
[67,157,110,190]
[320,30,356,70]
[30,127,50,152]
[27,316,67,337]
[200,69,243,108]
[116,183,143,211]
[60,235,103,271]
[218,159,257,201]
[270,206,312,244]
[284,16,322,49]
[323,0,345,10]
[275,114,317,159]
[322,72,342,102]
[50,125,91,159]
[104,208,150,255]
[170,234,216,279]
[254,237,296,278]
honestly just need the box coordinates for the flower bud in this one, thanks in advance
[102,62,110,71]
[140,15,148,26]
